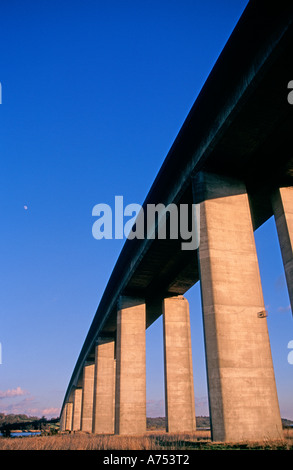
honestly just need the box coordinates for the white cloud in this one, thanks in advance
[0,393,60,419]
[0,386,27,399]
[0,386,60,418]
[278,305,291,313]
[146,399,164,417]
[0,397,35,415]
[146,396,209,418]
[194,396,209,416]
[275,274,286,291]
[40,407,60,418]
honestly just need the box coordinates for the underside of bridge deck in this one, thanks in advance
[61,1,293,431]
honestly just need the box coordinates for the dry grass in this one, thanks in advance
[0,430,208,451]
[0,429,292,450]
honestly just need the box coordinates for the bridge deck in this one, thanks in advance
[62,1,293,404]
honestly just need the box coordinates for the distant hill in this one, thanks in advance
[0,413,40,425]
[147,416,293,430]
[0,413,59,436]
[282,418,293,428]
[147,416,210,430]
[0,413,292,434]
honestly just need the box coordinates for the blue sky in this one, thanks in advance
[0,0,292,421]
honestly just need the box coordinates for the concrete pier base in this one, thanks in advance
[80,362,95,432]
[193,172,283,442]
[163,295,196,433]
[115,296,146,435]
[272,187,293,312]
[93,337,115,434]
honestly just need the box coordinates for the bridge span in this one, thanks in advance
[60,1,293,441]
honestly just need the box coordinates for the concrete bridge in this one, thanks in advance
[60,1,293,442]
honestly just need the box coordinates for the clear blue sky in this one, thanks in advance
[0,0,292,420]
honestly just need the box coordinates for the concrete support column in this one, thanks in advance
[163,295,196,433]
[72,388,82,431]
[59,406,66,432]
[65,402,73,431]
[271,187,293,311]
[115,296,146,435]
[80,362,95,432]
[193,172,282,442]
[93,337,115,434]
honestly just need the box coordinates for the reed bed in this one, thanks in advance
[0,430,208,451]
[0,429,292,450]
